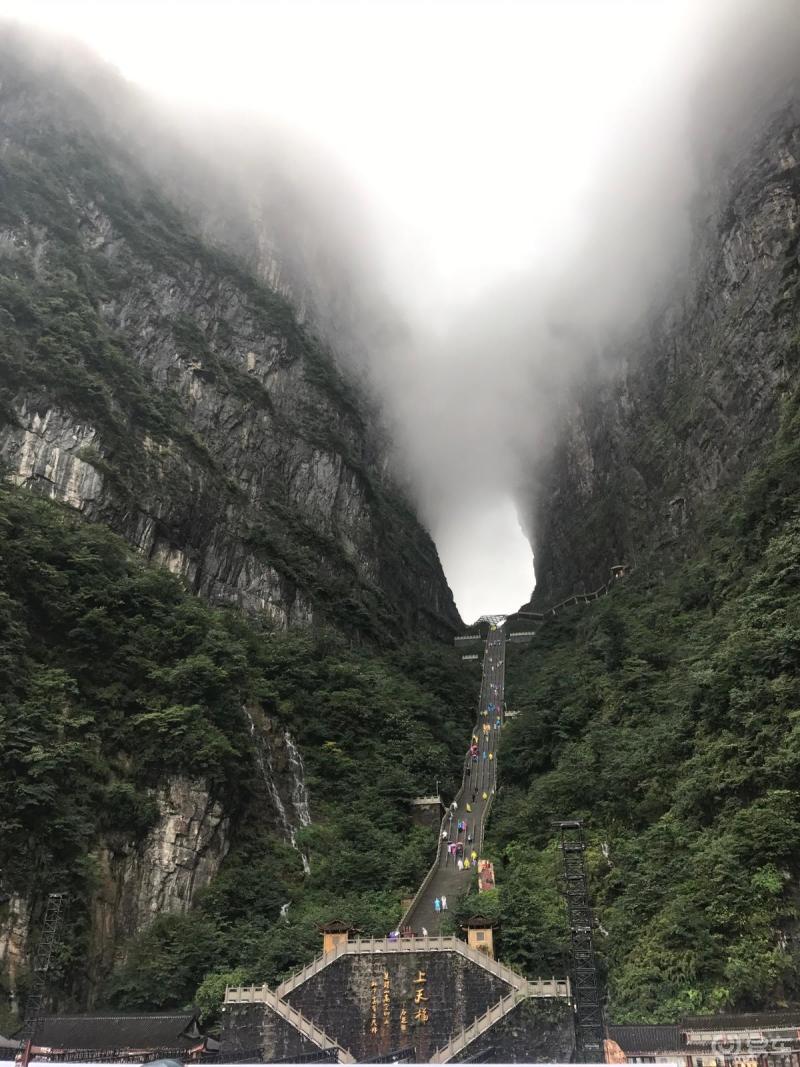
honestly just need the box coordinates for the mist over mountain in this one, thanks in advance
[5,2,795,618]
[1,0,800,1038]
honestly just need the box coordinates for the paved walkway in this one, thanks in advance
[404,624,507,934]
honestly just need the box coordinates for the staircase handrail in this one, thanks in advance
[398,750,472,930]
[429,990,520,1063]
[401,630,504,929]
[266,935,571,1002]
[514,564,635,624]
[275,938,350,998]
[474,629,505,855]
[400,639,500,931]
[223,983,355,1063]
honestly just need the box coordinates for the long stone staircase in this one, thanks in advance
[224,618,574,1063]
[401,625,506,935]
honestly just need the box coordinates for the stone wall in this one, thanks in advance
[450,998,576,1064]
[285,950,514,1062]
[220,1002,319,1062]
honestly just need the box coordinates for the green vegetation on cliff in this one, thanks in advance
[490,375,800,1021]
[0,39,459,644]
[0,483,474,1021]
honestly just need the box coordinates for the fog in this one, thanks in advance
[3,0,798,622]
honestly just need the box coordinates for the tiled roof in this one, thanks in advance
[684,1012,800,1031]
[608,1025,683,1053]
[22,1012,200,1050]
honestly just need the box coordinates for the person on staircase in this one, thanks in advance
[434,897,441,913]
[441,895,448,910]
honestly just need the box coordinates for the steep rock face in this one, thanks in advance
[529,102,800,603]
[1,779,229,1004]
[1,709,312,1002]
[0,896,29,1010]
[88,778,231,983]
[0,37,459,642]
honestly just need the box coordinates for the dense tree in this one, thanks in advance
[0,483,476,1019]
[490,381,800,1020]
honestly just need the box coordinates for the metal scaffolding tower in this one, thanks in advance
[19,892,66,1064]
[557,821,605,1063]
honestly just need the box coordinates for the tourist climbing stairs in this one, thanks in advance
[402,623,506,935]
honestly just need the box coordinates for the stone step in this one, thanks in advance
[272,936,569,1002]
[429,989,522,1063]
[224,983,356,1063]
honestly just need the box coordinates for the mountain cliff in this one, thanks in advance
[0,30,468,1024]
[0,480,474,1020]
[0,29,459,642]
[492,93,800,1021]
[527,99,800,604]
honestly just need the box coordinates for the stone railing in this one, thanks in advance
[429,989,521,1063]
[513,565,633,626]
[474,630,505,855]
[272,935,570,1001]
[224,983,355,1063]
[399,746,472,930]
[402,628,509,929]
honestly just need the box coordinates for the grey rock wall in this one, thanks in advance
[1,707,311,1003]
[528,102,800,603]
[87,778,230,981]
[220,1002,319,1062]
[0,48,459,642]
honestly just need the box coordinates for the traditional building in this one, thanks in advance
[682,1011,800,1067]
[607,1012,800,1067]
[13,1011,215,1062]
[321,920,359,955]
[462,915,496,959]
[607,1024,687,1064]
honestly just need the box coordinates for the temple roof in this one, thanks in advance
[608,1025,682,1053]
[19,1012,202,1050]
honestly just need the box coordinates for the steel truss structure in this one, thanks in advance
[557,820,605,1062]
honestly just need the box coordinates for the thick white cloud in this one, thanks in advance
[2,0,796,618]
